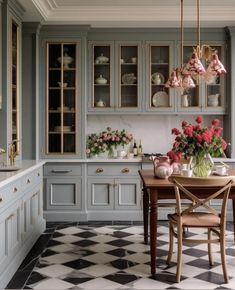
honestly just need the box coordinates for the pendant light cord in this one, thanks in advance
[181,0,184,68]
[197,0,200,54]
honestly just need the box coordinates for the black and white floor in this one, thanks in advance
[6,222,235,289]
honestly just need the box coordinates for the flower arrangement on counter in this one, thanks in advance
[0,148,5,154]
[86,127,133,156]
[167,116,228,176]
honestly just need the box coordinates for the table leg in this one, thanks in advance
[233,199,235,241]
[149,189,158,276]
[143,187,149,245]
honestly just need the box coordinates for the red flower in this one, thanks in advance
[195,134,202,143]
[201,129,212,143]
[167,150,182,162]
[184,125,193,137]
[221,139,227,150]
[195,116,203,124]
[214,127,223,136]
[212,119,220,127]
[182,120,188,127]
[171,128,180,135]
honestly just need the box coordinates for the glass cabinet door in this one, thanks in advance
[46,43,77,154]
[117,43,141,110]
[90,43,112,110]
[204,45,225,112]
[146,42,174,111]
[11,20,20,153]
[177,45,201,111]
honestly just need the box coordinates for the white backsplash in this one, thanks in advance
[87,115,223,154]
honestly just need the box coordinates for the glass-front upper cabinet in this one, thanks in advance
[177,45,201,112]
[11,20,20,154]
[46,43,78,154]
[178,43,226,114]
[88,41,142,112]
[203,45,226,113]
[88,42,113,112]
[116,42,142,111]
[146,42,174,112]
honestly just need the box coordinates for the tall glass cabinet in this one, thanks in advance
[46,42,78,154]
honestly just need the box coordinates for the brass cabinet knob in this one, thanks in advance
[37,173,40,176]
[13,187,18,192]
[27,179,31,184]
[0,197,3,203]
[96,168,104,173]
[121,168,130,173]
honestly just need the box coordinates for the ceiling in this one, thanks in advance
[17,0,235,28]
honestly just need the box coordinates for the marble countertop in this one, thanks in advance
[45,157,142,163]
[0,160,45,188]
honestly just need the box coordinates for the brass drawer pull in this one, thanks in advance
[13,187,18,192]
[37,173,40,177]
[121,168,130,173]
[96,168,104,173]
[27,179,31,184]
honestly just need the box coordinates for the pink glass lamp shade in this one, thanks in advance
[165,70,181,88]
[207,53,226,75]
[182,74,196,88]
[187,52,206,75]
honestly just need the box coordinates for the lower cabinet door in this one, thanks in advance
[114,178,141,210]
[46,177,82,210]
[87,178,114,210]
[0,199,22,271]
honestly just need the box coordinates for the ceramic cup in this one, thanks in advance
[215,165,226,175]
[181,169,193,177]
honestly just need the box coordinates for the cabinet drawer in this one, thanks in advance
[0,180,21,209]
[44,164,82,176]
[87,164,140,176]
[21,167,43,192]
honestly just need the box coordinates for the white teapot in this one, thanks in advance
[152,73,162,85]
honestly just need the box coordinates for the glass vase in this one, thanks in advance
[193,152,213,177]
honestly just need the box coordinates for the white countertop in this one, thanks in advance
[45,157,142,163]
[0,160,45,188]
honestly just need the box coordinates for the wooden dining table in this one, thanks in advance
[138,169,235,276]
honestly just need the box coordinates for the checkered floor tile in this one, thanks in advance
[16,224,235,289]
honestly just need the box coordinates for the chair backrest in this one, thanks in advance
[168,175,233,225]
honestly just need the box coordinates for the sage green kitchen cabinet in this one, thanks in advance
[87,163,142,218]
[88,41,143,113]
[0,162,45,289]
[176,42,226,115]
[46,42,80,155]
[145,41,175,112]
[44,163,82,211]
[1,0,23,160]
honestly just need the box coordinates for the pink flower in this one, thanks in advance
[212,119,220,127]
[196,116,203,124]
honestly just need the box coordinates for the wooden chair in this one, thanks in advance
[167,175,233,283]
